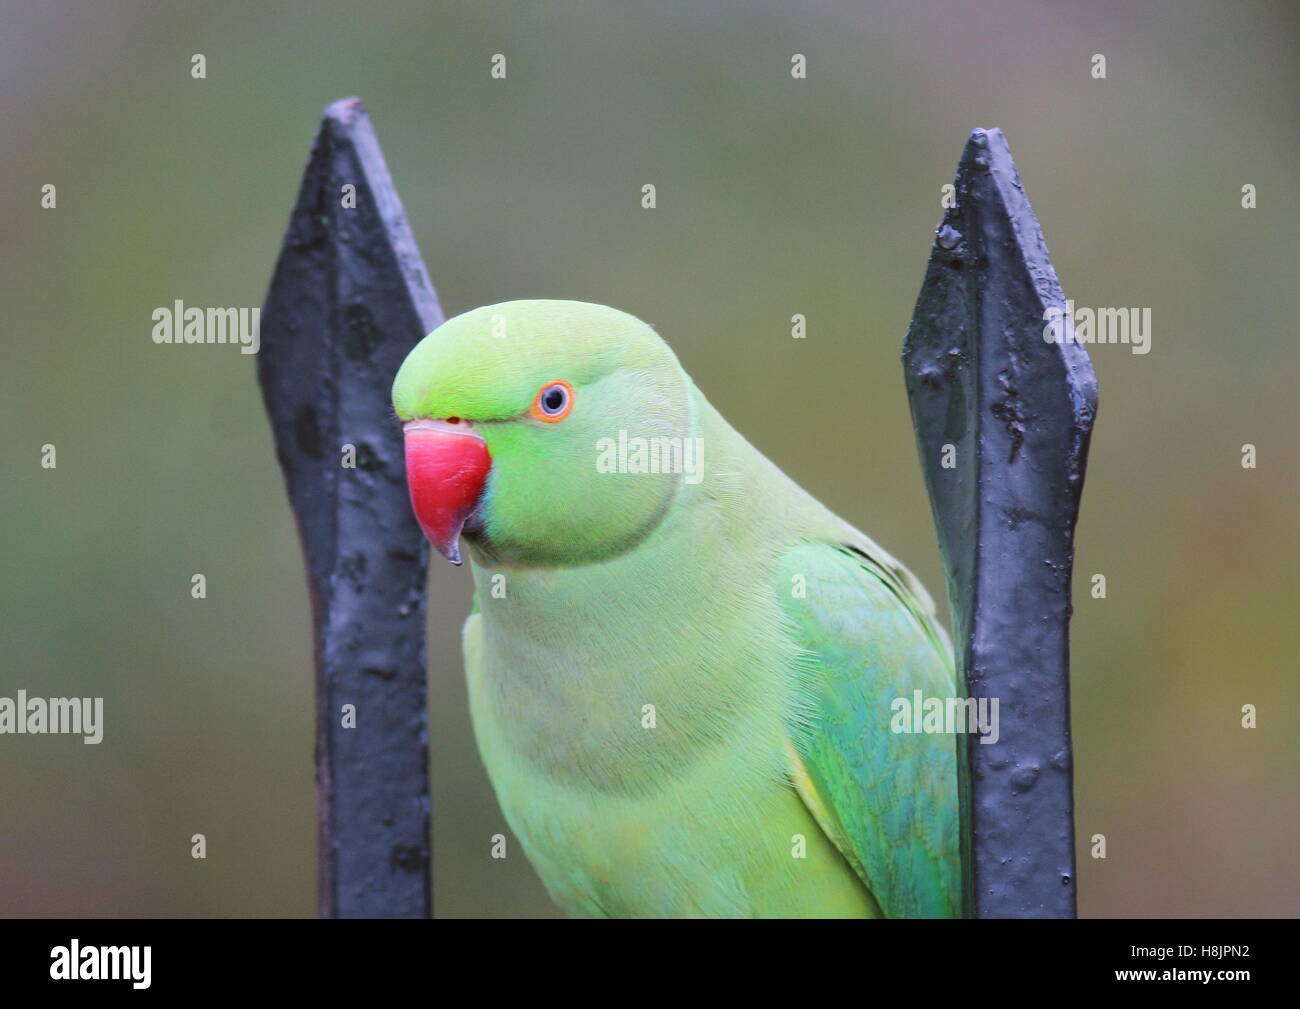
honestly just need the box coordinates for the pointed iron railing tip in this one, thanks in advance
[259,97,441,918]
[325,95,367,118]
[903,127,1097,918]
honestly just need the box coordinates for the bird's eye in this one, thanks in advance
[530,380,574,423]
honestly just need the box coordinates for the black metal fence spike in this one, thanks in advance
[259,97,442,917]
[903,127,1098,918]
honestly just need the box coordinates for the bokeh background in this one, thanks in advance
[3,0,1296,918]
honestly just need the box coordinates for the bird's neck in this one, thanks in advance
[465,396,805,793]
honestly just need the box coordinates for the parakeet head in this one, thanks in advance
[392,300,694,568]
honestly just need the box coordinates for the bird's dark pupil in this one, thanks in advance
[543,388,565,411]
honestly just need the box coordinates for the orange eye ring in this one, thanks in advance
[529,380,574,423]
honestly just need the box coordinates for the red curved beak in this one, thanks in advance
[403,419,491,565]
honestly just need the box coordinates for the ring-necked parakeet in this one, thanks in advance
[392,300,962,918]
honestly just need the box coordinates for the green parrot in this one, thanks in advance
[392,299,963,918]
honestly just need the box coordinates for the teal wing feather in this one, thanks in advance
[776,539,963,918]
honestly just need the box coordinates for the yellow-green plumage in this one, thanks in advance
[393,300,962,917]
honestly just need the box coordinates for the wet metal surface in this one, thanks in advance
[259,98,442,917]
[903,128,1097,918]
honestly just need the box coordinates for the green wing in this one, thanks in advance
[776,539,963,918]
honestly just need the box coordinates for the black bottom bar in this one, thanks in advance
[2,918,1278,993]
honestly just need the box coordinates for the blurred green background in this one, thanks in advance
[3,0,1296,918]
